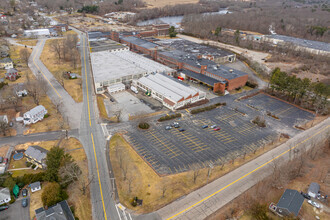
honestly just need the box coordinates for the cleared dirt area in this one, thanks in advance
[40,38,83,103]
[109,134,288,213]
[17,138,92,220]
[144,0,199,8]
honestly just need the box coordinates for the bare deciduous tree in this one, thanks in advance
[50,39,62,62]
[19,48,31,65]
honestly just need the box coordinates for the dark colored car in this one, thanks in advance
[179,128,185,132]
[202,125,208,129]
[110,98,115,102]
[22,198,28,208]
[22,189,28,197]
[0,206,9,211]
[301,192,311,200]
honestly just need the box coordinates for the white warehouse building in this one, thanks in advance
[23,29,50,37]
[135,73,206,110]
[91,50,175,94]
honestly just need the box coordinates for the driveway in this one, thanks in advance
[0,196,30,220]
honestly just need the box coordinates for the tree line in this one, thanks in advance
[269,67,329,115]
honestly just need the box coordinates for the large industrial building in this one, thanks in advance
[156,38,236,63]
[135,73,206,110]
[90,50,174,94]
[111,33,248,93]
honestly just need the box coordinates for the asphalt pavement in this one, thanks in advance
[0,196,30,220]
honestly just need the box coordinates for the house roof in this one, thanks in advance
[6,68,18,74]
[0,188,10,202]
[25,145,48,162]
[0,115,7,123]
[308,182,320,194]
[277,189,304,216]
[120,36,159,49]
[0,58,12,63]
[35,200,74,220]
[24,105,46,117]
[30,181,41,189]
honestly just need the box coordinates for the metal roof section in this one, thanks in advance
[265,34,330,52]
[89,40,128,52]
[25,105,47,117]
[120,36,159,49]
[90,51,146,83]
[180,69,222,86]
[308,182,320,194]
[157,38,233,57]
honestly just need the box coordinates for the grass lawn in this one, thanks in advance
[110,134,288,213]
[19,138,92,220]
[16,39,38,47]
[22,95,68,134]
[97,95,109,119]
[40,39,83,103]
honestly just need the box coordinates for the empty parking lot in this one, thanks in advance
[125,107,276,175]
[241,93,315,127]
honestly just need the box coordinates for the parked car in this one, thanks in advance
[0,205,9,211]
[165,126,172,130]
[22,189,28,197]
[110,98,115,102]
[179,128,185,132]
[214,127,221,131]
[4,158,8,164]
[301,192,311,200]
[308,200,320,208]
[210,125,217,129]
[202,125,208,129]
[22,198,28,208]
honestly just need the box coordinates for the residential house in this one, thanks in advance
[5,68,19,81]
[0,188,11,205]
[35,200,75,220]
[272,189,305,217]
[0,115,8,124]
[29,181,41,193]
[308,182,320,199]
[52,24,69,33]
[14,83,28,97]
[24,145,48,169]
[23,105,47,125]
[0,58,13,69]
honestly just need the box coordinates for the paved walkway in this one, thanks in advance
[28,39,82,129]
[156,117,329,220]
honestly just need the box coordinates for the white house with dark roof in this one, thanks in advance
[23,105,47,125]
[35,200,74,220]
[24,145,48,168]
[0,188,11,205]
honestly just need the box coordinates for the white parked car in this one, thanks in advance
[308,200,320,209]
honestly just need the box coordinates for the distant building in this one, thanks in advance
[24,145,48,169]
[5,68,19,81]
[23,29,50,37]
[35,200,74,220]
[0,58,13,69]
[307,182,320,199]
[272,189,304,217]
[23,105,47,125]
[0,188,11,205]
[30,181,41,193]
[52,24,68,33]
[0,115,8,124]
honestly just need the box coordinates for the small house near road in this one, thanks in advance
[23,105,47,125]
[30,181,41,192]
[308,182,320,199]
[5,68,19,81]
[0,115,8,124]
[24,145,48,169]
[35,200,74,220]
[0,187,11,205]
[0,58,13,69]
[273,189,304,217]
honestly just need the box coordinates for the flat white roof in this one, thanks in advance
[138,73,202,103]
[112,51,173,74]
[108,83,125,90]
[91,51,146,83]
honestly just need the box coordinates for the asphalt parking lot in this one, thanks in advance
[0,196,30,220]
[241,93,315,127]
[125,106,276,175]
